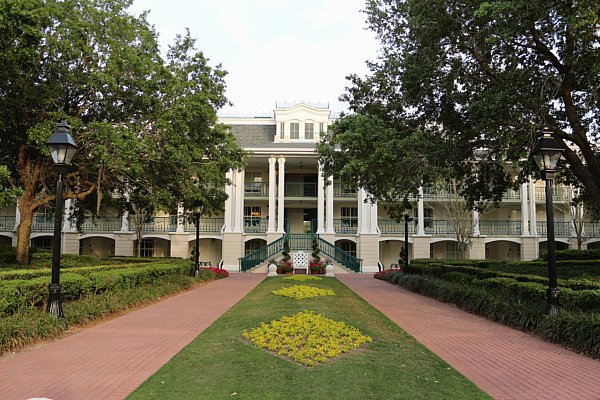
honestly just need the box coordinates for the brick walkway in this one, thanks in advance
[337,274,600,400]
[0,273,264,400]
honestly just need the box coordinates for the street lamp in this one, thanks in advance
[192,200,203,278]
[402,197,413,274]
[531,129,563,315]
[46,120,78,318]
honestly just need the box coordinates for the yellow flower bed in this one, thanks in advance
[283,275,323,282]
[273,284,335,300]
[242,310,372,366]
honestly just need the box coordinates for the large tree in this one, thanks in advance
[321,0,600,213]
[0,0,244,264]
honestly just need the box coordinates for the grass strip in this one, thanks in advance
[128,277,491,400]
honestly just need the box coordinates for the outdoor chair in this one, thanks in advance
[292,251,309,274]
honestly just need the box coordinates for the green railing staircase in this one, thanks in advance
[239,233,361,272]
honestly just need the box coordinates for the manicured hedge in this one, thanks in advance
[0,260,193,315]
[540,248,600,261]
[379,272,600,358]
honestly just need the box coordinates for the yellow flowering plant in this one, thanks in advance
[242,310,372,366]
[272,284,335,300]
[283,275,323,282]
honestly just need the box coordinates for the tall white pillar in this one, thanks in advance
[224,169,234,232]
[528,178,537,236]
[326,176,334,233]
[14,201,21,230]
[472,208,480,236]
[417,186,425,235]
[62,199,75,232]
[370,198,378,233]
[277,157,286,233]
[317,164,325,233]
[268,157,277,233]
[176,203,185,233]
[521,182,530,235]
[233,169,244,233]
[359,189,371,234]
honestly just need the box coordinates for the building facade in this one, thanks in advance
[1,102,599,272]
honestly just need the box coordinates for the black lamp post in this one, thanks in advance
[402,197,413,273]
[531,129,563,315]
[46,121,78,318]
[192,200,203,278]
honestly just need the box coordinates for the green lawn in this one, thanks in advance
[128,277,490,400]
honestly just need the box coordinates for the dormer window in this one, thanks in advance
[305,123,314,139]
[290,123,300,139]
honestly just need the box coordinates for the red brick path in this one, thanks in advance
[0,273,264,400]
[337,274,600,400]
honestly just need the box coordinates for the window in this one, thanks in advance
[290,122,300,139]
[416,207,434,229]
[280,122,285,139]
[341,207,358,227]
[244,206,262,228]
[338,240,357,257]
[245,172,263,195]
[31,236,53,251]
[245,239,265,256]
[319,122,324,134]
[305,123,314,139]
[140,238,154,257]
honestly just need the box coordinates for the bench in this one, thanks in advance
[292,252,309,274]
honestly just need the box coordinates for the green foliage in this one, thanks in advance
[0,0,245,263]
[281,238,291,261]
[0,260,193,315]
[540,249,600,261]
[0,274,201,355]
[335,0,600,211]
[380,273,600,358]
[311,236,321,262]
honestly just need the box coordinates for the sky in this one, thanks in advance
[128,0,380,114]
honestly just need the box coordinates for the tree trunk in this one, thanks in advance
[15,203,34,265]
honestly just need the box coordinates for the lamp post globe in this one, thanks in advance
[530,129,563,315]
[45,121,78,318]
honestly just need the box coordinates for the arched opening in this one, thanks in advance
[587,241,600,250]
[430,240,461,259]
[485,240,521,261]
[245,238,267,256]
[0,235,12,248]
[538,240,569,255]
[79,237,115,258]
[379,239,411,267]
[189,238,223,267]
[133,238,171,257]
[31,236,53,251]
[335,239,356,257]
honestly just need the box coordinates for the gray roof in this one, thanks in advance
[227,124,316,149]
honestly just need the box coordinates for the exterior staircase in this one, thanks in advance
[239,233,361,273]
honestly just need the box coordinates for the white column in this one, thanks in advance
[418,186,425,235]
[62,199,74,232]
[14,201,20,230]
[370,199,378,234]
[472,208,480,236]
[528,177,537,235]
[520,182,530,235]
[234,169,244,233]
[224,169,234,232]
[326,176,334,233]
[268,157,277,233]
[176,203,185,233]
[317,163,325,233]
[277,157,286,233]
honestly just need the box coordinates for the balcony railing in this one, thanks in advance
[80,217,123,232]
[184,218,225,233]
[379,219,417,235]
[422,185,457,199]
[333,183,357,198]
[31,214,54,231]
[479,220,522,235]
[0,215,15,230]
[424,220,459,234]
[534,186,569,202]
[503,189,521,200]
[333,218,358,234]
[586,222,600,238]
[285,182,317,197]
[243,218,268,233]
[131,216,177,232]
[244,182,269,197]
[536,221,571,236]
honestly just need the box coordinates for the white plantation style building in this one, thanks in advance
[1,102,600,272]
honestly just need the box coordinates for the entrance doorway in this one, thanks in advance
[303,208,317,233]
